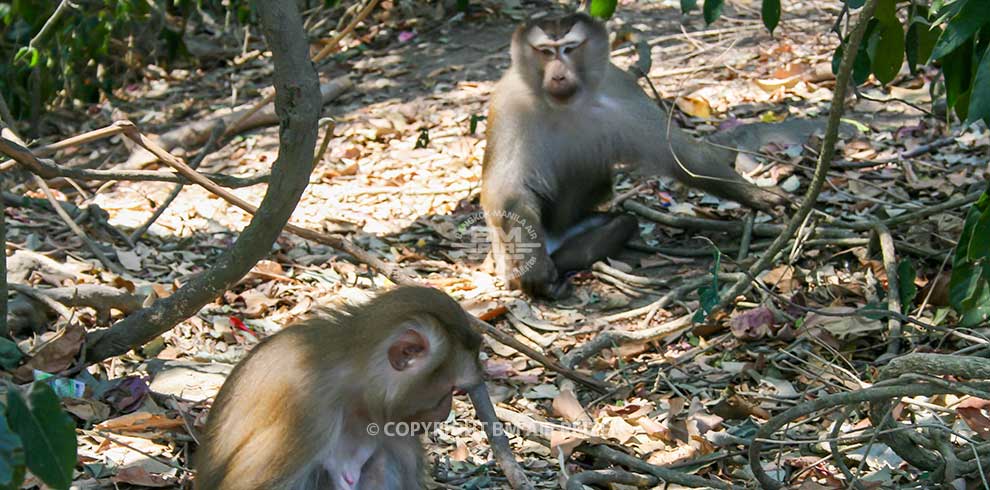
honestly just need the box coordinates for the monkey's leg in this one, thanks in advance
[549,212,638,275]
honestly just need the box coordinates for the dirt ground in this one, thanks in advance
[5,0,989,487]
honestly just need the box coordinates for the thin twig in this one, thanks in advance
[8,283,72,320]
[129,124,223,242]
[31,174,124,275]
[737,212,755,262]
[92,430,191,474]
[28,0,73,50]
[0,135,265,187]
[565,469,657,490]
[714,0,879,314]
[313,0,382,62]
[873,222,902,356]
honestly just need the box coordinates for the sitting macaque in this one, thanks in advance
[195,286,484,490]
[481,13,785,298]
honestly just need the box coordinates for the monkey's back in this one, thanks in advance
[195,325,344,490]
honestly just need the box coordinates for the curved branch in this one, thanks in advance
[714,0,879,314]
[82,0,321,362]
[0,136,267,188]
[565,469,658,490]
[871,354,990,473]
[749,383,947,490]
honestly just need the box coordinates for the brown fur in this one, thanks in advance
[195,286,483,490]
[482,13,785,298]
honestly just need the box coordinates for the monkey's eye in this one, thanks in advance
[540,48,554,57]
[562,45,575,55]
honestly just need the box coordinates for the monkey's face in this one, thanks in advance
[513,14,608,106]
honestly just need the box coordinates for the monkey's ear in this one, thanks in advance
[388,328,430,371]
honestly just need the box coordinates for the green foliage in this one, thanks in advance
[469,114,485,134]
[897,260,918,314]
[670,0,990,127]
[0,0,252,120]
[693,249,722,322]
[928,0,989,60]
[949,184,990,326]
[589,0,618,19]
[0,411,25,490]
[970,43,990,126]
[906,9,941,73]
[838,0,990,124]
[927,0,990,125]
[0,339,23,371]
[762,0,781,35]
[867,0,905,84]
[5,383,76,490]
[703,0,724,25]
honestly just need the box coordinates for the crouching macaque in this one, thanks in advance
[481,13,786,298]
[195,286,484,490]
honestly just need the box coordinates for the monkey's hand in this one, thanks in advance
[511,251,571,299]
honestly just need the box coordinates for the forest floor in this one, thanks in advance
[4,0,989,488]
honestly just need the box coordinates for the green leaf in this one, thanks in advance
[832,42,844,75]
[941,38,974,113]
[930,0,949,20]
[762,0,780,34]
[681,0,698,13]
[693,249,722,322]
[950,201,987,311]
[0,411,25,490]
[0,339,23,371]
[839,117,870,132]
[933,307,950,326]
[415,128,430,149]
[968,198,990,261]
[959,280,990,327]
[906,20,941,73]
[12,47,39,68]
[950,259,981,310]
[929,0,990,61]
[897,260,918,313]
[869,17,906,84]
[853,34,873,85]
[875,0,896,20]
[469,114,485,134]
[845,0,865,8]
[966,44,990,127]
[703,0,723,25]
[6,383,76,490]
[588,0,618,19]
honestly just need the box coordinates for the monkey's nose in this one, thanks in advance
[552,75,566,82]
